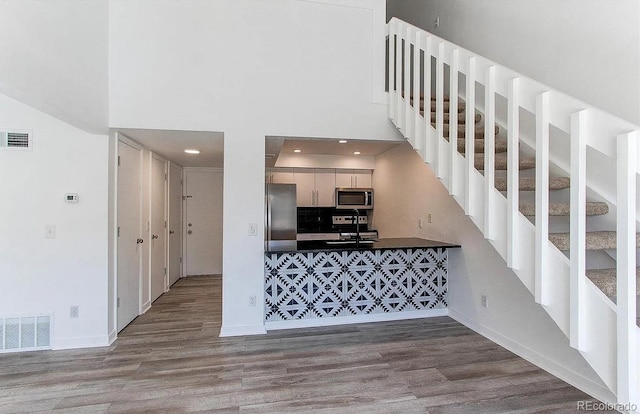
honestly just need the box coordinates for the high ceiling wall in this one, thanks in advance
[387,0,640,125]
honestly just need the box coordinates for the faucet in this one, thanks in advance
[351,209,360,247]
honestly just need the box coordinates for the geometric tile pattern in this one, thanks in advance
[265,248,447,322]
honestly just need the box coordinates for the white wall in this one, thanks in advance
[372,143,615,402]
[0,0,109,134]
[0,93,110,349]
[108,0,397,335]
[386,0,640,124]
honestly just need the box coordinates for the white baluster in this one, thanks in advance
[404,26,412,138]
[388,21,395,122]
[507,77,520,269]
[435,42,445,178]
[535,91,550,305]
[413,30,421,150]
[616,131,638,407]
[423,35,432,164]
[464,56,476,216]
[570,110,588,351]
[448,49,459,195]
[483,66,496,240]
[395,22,403,131]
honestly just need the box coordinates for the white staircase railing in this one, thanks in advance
[387,17,639,408]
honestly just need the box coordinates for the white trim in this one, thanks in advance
[182,167,223,173]
[448,309,616,406]
[51,335,111,350]
[265,309,448,331]
[219,324,267,337]
[141,300,151,314]
[108,329,117,345]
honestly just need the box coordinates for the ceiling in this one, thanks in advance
[115,130,401,169]
[117,128,224,168]
[266,136,401,167]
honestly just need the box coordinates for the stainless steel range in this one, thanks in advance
[332,214,378,241]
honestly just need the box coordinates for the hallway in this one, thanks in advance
[0,276,604,413]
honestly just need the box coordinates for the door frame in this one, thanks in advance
[114,133,144,334]
[167,161,184,287]
[149,151,168,301]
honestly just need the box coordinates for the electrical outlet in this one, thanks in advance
[434,17,440,28]
[418,218,423,229]
[481,295,488,308]
[249,295,257,307]
[70,305,79,318]
[428,213,432,223]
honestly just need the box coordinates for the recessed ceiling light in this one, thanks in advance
[184,149,200,154]
[353,151,361,155]
[338,140,348,144]
[293,149,302,153]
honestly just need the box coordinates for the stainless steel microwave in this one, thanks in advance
[335,188,374,210]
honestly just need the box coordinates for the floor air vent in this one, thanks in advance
[0,315,51,353]
[0,130,32,150]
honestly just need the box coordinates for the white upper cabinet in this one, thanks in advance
[314,169,336,207]
[335,169,372,188]
[293,168,316,207]
[294,168,336,207]
[266,167,294,184]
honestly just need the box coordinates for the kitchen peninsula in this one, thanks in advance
[264,237,459,328]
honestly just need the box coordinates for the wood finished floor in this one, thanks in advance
[0,275,609,413]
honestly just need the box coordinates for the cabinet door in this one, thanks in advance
[294,168,315,207]
[352,170,372,188]
[314,169,336,207]
[271,167,294,184]
[335,170,354,188]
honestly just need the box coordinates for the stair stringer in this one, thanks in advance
[394,110,620,396]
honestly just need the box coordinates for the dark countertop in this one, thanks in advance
[265,237,460,254]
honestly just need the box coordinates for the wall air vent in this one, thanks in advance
[0,130,32,150]
[0,315,52,353]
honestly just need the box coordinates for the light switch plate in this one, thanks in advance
[248,223,258,236]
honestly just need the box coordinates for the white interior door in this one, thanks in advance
[185,169,223,275]
[150,155,167,302]
[117,138,142,332]
[168,162,183,287]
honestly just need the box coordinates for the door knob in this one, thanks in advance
[188,230,193,235]
[152,234,158,240]
[136,238,144,244]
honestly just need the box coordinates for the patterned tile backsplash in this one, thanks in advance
[265,248,447,322]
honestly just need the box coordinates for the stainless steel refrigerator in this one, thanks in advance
[265,183,297,250]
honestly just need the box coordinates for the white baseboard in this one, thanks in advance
[219,324,267,337]
[448,309,616,405]
[266,309,448,331]
[141,301,151,314]
[51,335,111,350]
[107,329,117,345]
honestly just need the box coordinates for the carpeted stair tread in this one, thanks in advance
[519,202,609,217]
[549,231,640,251]
[475,152,535,170]
[422,100,466,113]
[586,268,640,298]
[440,123,500,138]
[495,177,571,192]
[431,112,482,124]
[456,138,508,153]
